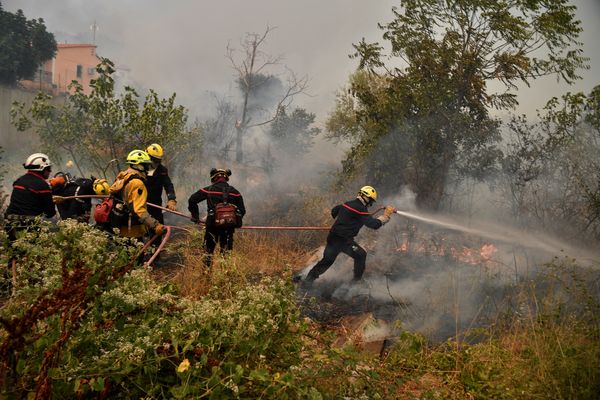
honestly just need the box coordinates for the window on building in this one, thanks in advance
[76,64,83,79]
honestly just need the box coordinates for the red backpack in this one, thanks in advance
[214,202,238,228]
[93,176,140,226]
[93,197,115,224]
[211,187,240,228]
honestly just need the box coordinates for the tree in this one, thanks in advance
[11,58,201,179]
[268,106,320,156]
[328,0,587,210]
[501,86,600,241]
[226,26,308,163]
[0,2,56,85]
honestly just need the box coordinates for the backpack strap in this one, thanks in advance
[117,175,142,198]
[113,175,144,213]
[222,186,229,204]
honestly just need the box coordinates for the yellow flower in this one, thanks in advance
[177,358,190,373]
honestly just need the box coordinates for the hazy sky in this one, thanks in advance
[4,0,599,123]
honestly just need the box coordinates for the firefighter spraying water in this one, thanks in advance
[296,186,397,288]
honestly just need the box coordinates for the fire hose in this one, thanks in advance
[53,195,388,267]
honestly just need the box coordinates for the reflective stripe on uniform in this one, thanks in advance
[13,184,51,194]
[341,203,370,215]
[200,189,242,197]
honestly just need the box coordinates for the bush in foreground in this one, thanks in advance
[0,221,319,398]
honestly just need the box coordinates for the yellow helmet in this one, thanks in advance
[126,150,151,165]
[93,178,110,195]
[358,185,377,202]
[146,143,164,160]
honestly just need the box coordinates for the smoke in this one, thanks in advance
[296,190,600,342]
[2,0,598,207]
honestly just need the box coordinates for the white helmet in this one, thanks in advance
[23,153,52,171]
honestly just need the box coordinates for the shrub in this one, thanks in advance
[0,221,318,398]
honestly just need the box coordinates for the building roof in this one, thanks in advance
[57,43,97,49]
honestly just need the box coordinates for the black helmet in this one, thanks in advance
[210,168,232,182]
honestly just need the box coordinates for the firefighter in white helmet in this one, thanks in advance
[5,153,56,226]
[4,153,56,294]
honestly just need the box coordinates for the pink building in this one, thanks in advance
[20,43,101,95]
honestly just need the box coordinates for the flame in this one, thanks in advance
[396,237,497,266]
[479,244,497,260]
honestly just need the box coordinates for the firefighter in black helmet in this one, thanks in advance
[49,172,96,223]
[145,144,177,224]
[188,168,246,267]
[302,186,396,286]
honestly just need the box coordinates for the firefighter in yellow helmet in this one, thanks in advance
[145,143,177,224]
[301,186,395,286]
[109,150,165,238]
[93,178,110,196]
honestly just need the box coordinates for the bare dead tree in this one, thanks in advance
[226,26,308,163]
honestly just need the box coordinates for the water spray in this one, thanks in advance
[394,210,599,262]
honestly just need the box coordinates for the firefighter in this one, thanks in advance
[3,153,55,294]
[188,168,246,267]
[4,153,56,234]
[145,143,177,224]
[93,178,110,197]
[302,186,396,286]
[109,150,165,239]
[49,172,95,223]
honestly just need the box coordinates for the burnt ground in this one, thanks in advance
[295,278,409,326]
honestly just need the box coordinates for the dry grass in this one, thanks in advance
[169,228,321,299]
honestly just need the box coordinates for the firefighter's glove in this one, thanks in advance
[154,223,166,236]
[167,199,177,211]
[52,195,65,205]
[377,206,397,225]
[384,206,397,218]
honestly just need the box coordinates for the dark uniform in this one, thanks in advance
[53,178,94,222]
[188,181,246,266]
[5,171,56,239]
[145,164,176,224]
[306,198,384,282]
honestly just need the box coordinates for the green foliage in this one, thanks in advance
[0,2,57,85]
[329,0,587,210]
[10,58,202,179]
[0,221,318,398]
[268,106,321,156]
